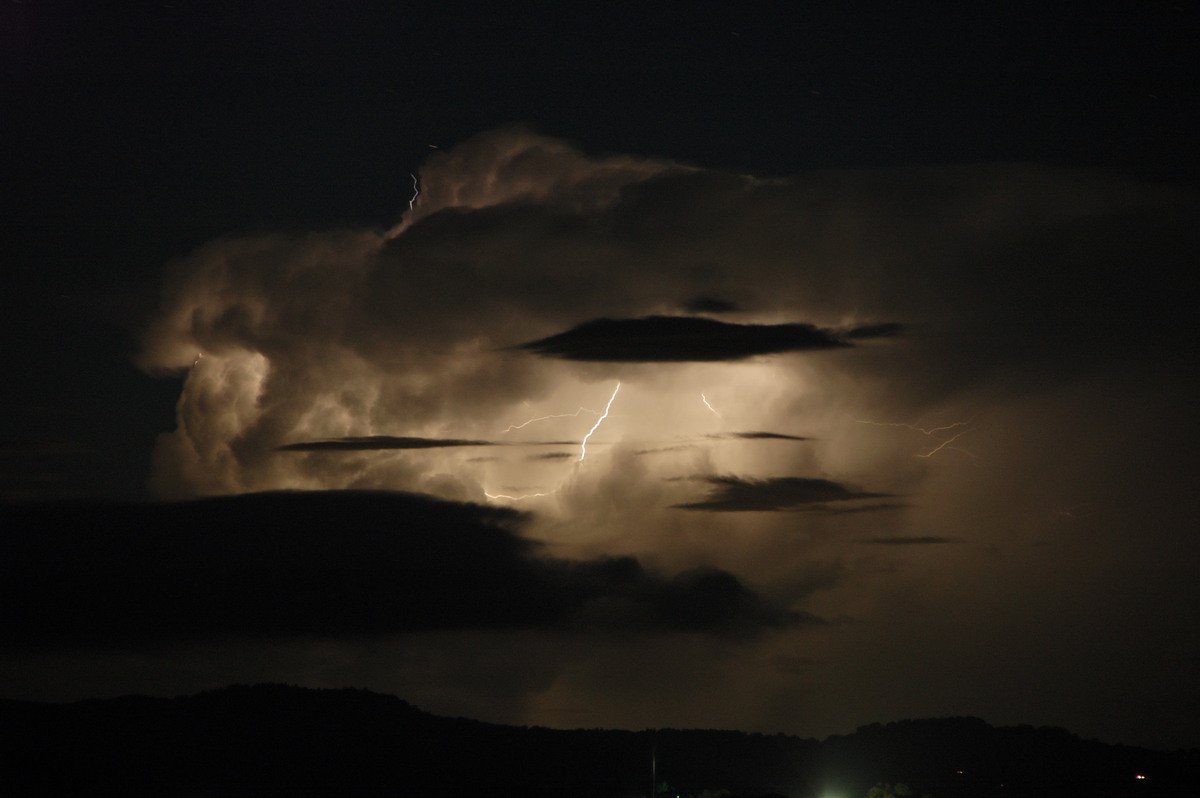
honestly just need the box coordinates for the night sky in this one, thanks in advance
[3,2,1199,752]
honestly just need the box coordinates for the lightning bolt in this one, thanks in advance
[485,382,622,501]
[701,393,721,418]
[853,416,976,460]
[501,406,601,433]
[408,173,420,211]
[579,382,620,462]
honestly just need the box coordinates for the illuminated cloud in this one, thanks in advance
[136,128,1191,505]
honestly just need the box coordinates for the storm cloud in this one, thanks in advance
[135,128,1196,504]
[115,128,1200,746]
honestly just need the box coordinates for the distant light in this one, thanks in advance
[1136,774,1147,780]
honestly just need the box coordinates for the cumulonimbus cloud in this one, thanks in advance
[135,127,1193,505]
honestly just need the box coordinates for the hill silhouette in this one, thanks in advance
[2,684,1195,797]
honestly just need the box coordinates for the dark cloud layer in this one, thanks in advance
[674,476,890,512]
[682,297,740,314]
[277,436,496,452]
[715,432,810,442]
[277,437,578,453]
[861,536,960,545]
[517,316,898,362]
[0,491,801,649]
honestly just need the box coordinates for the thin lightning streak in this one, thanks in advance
[853,415,976,460]
[852,418,971,436]
[487,384,620,501]
[579,382,621,462]
[408,173,420,211]
[484,489,557,501]
[917,428,974,459]
[701,393,721,418]
[501,406,601,433]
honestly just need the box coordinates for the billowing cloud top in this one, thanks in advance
[137,126,1193,504]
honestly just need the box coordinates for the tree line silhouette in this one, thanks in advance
[1,684,1193,797]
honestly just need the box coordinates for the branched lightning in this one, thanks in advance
[916,428,975,459]
[853,415,976,460]
[852,418,970,436]
[482,381,624,501]
[701,393,721,418]
[579,382,621,462]
[501,406,601,433]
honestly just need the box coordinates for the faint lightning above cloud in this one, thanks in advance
[853,418,971,436]
[853,416,976,460]
[501,406,602,433]
[916,428,975,460]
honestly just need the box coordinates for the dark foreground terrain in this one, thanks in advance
[1,684,1194,797]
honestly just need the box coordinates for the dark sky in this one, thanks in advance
[2,1,1199,751]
